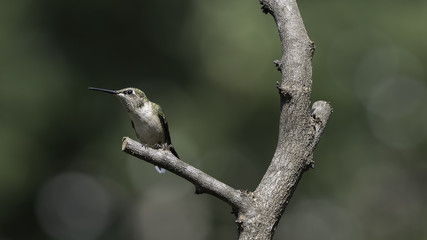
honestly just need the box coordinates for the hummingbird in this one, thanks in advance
[89,87,179,173]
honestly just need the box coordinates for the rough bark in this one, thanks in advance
[121,0,332,239]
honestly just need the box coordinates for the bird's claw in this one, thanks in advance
[141,143,149,149]
[152,143,162,149]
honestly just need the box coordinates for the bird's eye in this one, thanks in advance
[125,90,133,95]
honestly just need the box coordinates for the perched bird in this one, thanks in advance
[89,87,179,173]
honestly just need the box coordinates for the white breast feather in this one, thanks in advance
[129,103,164,146]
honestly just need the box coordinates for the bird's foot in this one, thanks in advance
[152,143,179,158]
[152,143,163,149]
[141,143,149,149]
[153,143,172,150]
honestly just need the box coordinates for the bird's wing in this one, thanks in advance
[156,104,172,145]
[156,104,179,159]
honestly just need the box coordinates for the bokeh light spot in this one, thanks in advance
[36,172,113,240]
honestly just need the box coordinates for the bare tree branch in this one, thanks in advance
[121,0,331,239]
[122,137,254,214]
[236,0,332,239]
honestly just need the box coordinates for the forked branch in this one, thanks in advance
[122,0,331,239]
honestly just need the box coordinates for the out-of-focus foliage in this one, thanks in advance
[1,0,426,239]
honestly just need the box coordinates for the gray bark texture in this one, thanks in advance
[122,0,332,239]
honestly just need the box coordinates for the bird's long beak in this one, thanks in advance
[88,87,118,94]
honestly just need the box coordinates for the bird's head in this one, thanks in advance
[89,87,148,112]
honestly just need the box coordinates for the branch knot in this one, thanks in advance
[260,0,273,15]
[276,81,292,103]
[309,41,316,58]
[273,60,283,72]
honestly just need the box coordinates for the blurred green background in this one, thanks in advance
[1,0,426,239]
